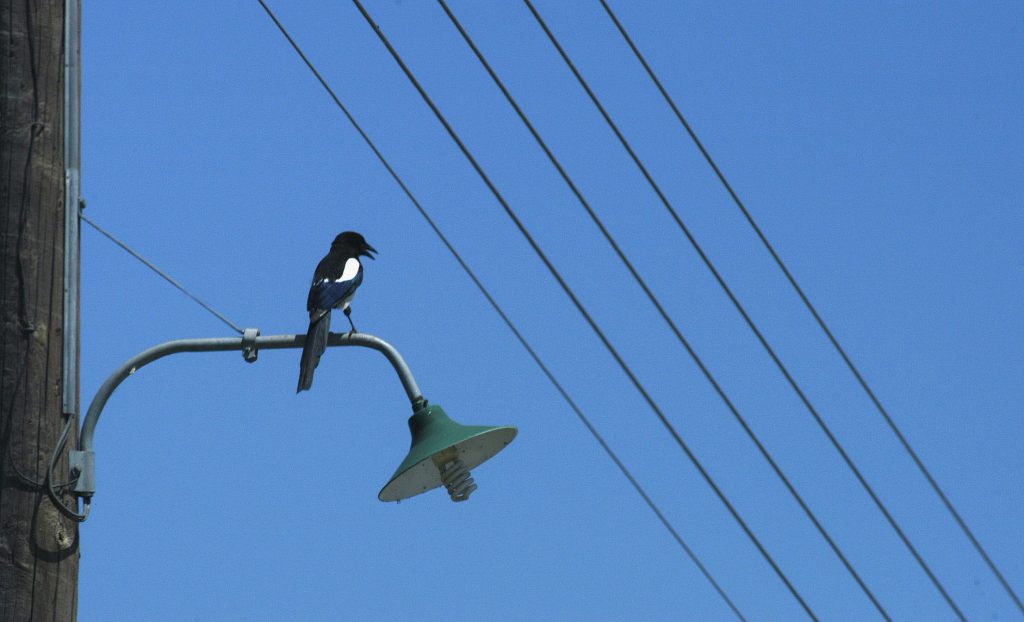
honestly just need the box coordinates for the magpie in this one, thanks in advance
[297,231,377,393]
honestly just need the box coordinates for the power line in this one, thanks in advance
[252,1,746,619]
[598,0,1024,614]
[81,213,244,335]
[520,2,968,619]
[349,1,816,618]
[435,1,888,619]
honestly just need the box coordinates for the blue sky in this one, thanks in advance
[78,2,1022,620]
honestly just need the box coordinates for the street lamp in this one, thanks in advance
[64,329,517,519]
[381,402,516,502]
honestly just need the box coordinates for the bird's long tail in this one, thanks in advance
[297,312,331,393]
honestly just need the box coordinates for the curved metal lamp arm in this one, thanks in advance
[71,330,424,499]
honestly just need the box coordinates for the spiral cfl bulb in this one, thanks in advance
[439,457,477,502]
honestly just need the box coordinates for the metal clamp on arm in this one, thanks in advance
[241,327,260,363]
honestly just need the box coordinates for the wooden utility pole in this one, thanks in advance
[0,1,80,620]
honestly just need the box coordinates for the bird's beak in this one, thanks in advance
[363,244,377,260]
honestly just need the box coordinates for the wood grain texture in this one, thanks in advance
[1,0,80,619]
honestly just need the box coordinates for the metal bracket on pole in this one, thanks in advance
[68,449,94,496]
[241,327,260,363]
[72,332,425,503]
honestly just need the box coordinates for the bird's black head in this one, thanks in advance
[331,231,377,260]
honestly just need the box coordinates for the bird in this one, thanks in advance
[297,231,377,393]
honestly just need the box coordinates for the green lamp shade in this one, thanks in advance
[379,403,517,502]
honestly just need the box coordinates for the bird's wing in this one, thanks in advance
[307,258,362,312]
[308,266,363,315]
[309,279,357,311]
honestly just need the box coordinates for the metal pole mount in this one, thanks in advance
[70,331,424,502]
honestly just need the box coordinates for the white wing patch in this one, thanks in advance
[338,257,360,282]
